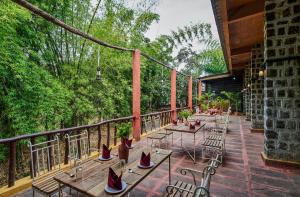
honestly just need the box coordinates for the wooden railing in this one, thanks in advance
[141,110,173,133]
[0,108,188,188]
[0,116,134,187]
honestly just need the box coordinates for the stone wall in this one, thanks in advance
[243,64,251,120]
[250,44,264,129]
[264,0,300,162]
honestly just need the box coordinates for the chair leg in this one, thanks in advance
[32,189,35,197]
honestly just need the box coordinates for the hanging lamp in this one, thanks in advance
[96,47,101,80]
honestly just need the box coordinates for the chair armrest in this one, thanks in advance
[166,184,195,196]
[208,158,221,168]
[193,186,209,197]
[179,168,203,185]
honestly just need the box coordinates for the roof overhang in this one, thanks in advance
[199,72,231,81]
[211,0,264,73]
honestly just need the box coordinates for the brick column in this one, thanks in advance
[132,50,141,141]
[198,80,202,110]
[171,69,177,121]
[250,44,264,132]
[188,76,193,111]
[263,0,300,163]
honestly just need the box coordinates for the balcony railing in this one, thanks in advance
[0,108,188,188]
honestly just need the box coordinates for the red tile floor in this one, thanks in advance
[15,116,300,197]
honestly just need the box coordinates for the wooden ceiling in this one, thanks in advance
[216,0,264,72]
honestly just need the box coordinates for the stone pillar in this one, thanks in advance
[250,44,264,132]
[263,0,300,163]
[198,80,202,110]
[171,69,177,121]
[244,64,251,120]
[132,50,141,141]
[188,76,193,111]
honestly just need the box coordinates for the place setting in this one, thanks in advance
[99,144,113,161]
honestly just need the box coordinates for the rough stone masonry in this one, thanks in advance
[250,44,264,130]
[264,0,300,162]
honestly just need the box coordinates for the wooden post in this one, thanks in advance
[106,122,110,147]
[97,125,101,152]
[64,132,69,164]
[188,76,193,111]
[114,125,117,146]
[198,80,202,111]
[171,69,177,121]
[30,137,36,178]
[87,128,91,155]
[132,49,141,141]
[8,141,16,187]
[47,135,53,170]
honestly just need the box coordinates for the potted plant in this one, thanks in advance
[221,91,241,115]
[117,122,131,162]
[179,110,191,126]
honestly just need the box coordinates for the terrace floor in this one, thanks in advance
[14,116,300,197]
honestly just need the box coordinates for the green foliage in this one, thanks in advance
[0,0,227,162]
[221,91,241,112]
[117,122,131,139]
[178,110,191,120]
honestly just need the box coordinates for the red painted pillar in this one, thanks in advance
[188,76,193,111]
[170,69,177,121]
[132,50,141,141]
[198,80,202,110]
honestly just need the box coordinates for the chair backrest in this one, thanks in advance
[153,116,161,130]
[65,131,89,167]
[28,135,61,180]
[195,106,200,113]
[194,154,221,197]
[143,118,152,132]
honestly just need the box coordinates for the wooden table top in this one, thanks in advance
[54,147,172,197]
[165,123,205,134]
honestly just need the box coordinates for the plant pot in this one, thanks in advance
[118,139,129,163]
[184,119,189,126]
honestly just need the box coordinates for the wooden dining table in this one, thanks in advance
[54,146,172,197]
[165,123,205,163]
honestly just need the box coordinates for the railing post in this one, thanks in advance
[107,122,110,147]
[30,137,36,178]
[114,125,117,146]
[8,141,16,187]
[171,69,177,121]
[87,128,91,155]
[47,135,53,170]
[198,80,202,111]
[132,49,141,141]
[64,132,69,165]
[97,125,101,152]
[188,76,193,112]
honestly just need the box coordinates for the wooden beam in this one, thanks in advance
[220,0,232,73]
[232,62,247,70]
[228,0,264,24]
[231,46,252,56]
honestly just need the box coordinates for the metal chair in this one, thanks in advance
[65,131,90,167]
[28,135,62,197]
[145,118,166,149]
[165,154,221,197]
[155,116,173,145]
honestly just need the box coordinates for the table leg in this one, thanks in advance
[194,133,196,164]
[58,183,62,197]
[181,132,182,147]
[169,155,171,184]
